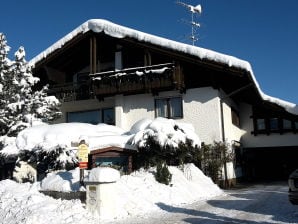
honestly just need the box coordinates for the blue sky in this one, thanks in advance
[2,0,298,103]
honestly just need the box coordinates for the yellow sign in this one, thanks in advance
[77,143,90,163]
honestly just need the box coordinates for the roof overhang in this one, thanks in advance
[29,19,298,116]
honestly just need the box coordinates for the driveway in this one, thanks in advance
[116,182,298,224]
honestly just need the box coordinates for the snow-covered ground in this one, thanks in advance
[1,178,297,224]
[0,164,222,224]
[115,182,298,224]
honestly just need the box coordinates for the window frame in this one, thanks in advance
[231,107,240,127]
[154,96,183,119]
[67,108,115,125]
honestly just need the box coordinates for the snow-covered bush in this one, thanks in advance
[13,161,37,183]
[17,145,78,179]
[132,118,201,183]
[155,162,172,185]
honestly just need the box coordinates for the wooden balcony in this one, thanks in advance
[47,80,93,102]
[90,63,184,97]
[48,63,184,102]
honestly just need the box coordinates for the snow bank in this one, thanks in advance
[41,168,84,192]
[114,163,222,218]
[0,179,97,224]
[31,163,222,222]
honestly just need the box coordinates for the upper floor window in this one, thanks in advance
[67,108,115,125]
[256,118,266,131]
[283,119,292,130]
[253,116,298,135]
[295,121,298,130]
[231,108,240,127]
[269,118,279,131]
[155,97,183,119]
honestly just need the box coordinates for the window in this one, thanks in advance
[67,110,101,124]
[256,118,266,131]
[231,108,240,127]
[269,118,279,130]
[155,97,183,119]
[295,121,298,130]
[67,108,115,125]
[283,119,292,130]
[102,108,115,125]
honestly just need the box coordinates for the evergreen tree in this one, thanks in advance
[0,33,61,137]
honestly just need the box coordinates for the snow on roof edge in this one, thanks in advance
[29,19,298,115]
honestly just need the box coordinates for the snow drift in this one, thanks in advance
[1,163,223,223]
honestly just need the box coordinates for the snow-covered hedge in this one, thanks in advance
[1,118,201,183]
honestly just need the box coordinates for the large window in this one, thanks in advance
[67,108,115,125]
[155,97,183,119]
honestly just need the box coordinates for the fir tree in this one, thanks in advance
[0,33,61,137]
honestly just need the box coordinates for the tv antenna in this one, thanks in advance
[177,1,202,45]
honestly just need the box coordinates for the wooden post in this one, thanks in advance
[90,36,97,74]
[77,140,90,186]
[93,36,97,74]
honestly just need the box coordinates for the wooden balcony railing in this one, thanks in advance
[90,63,184,96]
[47,81,93,102]
[48,63,184,101]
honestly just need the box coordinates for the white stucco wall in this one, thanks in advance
[117,88,224,144]
[221,97,245,145]
[182,88,222,144]
[240,103,298,148]
[116,93,155,131]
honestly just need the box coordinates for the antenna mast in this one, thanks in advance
[177,1,202,45]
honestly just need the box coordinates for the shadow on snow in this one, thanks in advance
[156,182,298,224]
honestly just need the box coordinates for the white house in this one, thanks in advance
[30,19,298,182]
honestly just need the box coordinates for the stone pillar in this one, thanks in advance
[85,167,120,219]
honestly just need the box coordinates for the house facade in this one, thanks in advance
[30,19,298,181]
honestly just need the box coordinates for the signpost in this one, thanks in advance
[77,140,90,185]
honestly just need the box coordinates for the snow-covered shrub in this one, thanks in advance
[155,162,172,185]
[134,134,200,170]
[17,145,78,181]
[13,161,36,183]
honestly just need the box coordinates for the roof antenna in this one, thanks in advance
[176,1,202,46]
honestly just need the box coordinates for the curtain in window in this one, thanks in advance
[169,97,182,118]
[155,99,167,117]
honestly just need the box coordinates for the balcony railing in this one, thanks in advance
[48,63,184,101]
[91,63,182,96]
[48,80,93,102]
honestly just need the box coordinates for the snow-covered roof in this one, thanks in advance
[29,19,298,115]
